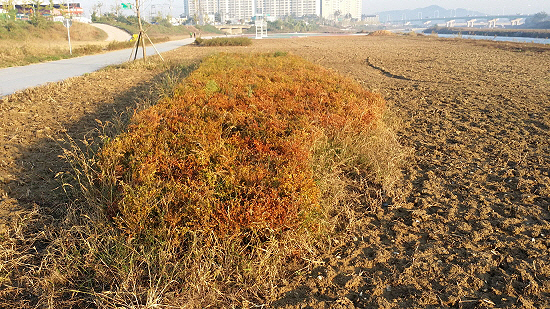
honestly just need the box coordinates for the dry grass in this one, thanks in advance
[194,37,253,46]
[0,21,108,68]
[0,40,110,68]
[0,52,406,308]
[368,30,396,36]
[106,36,172,51]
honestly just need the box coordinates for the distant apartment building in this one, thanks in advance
[256,0,292,20]
[183,0,190,17]
[362,14,379,24]
[256,0,318,19]
[320,0,361,20]
[187,0,318,23]
[222,0,255,22]
[187,0,254,23]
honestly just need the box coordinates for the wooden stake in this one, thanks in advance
[128,0,165,63]
[129,34,139,62]
[133,32,141,60]
[144,32,164,62]
[135,0,146,62]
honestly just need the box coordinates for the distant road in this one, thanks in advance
[90,23,132,41]
[0,38,195,97]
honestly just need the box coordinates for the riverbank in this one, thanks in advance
[425,26,550,38]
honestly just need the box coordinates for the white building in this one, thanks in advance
[256,0,293,20]
[188,0,319,24]
[320,0,360,20]
[256,0,318,19]
[188,0,255,23]
[222,0,255,22]
[362,14,379,25]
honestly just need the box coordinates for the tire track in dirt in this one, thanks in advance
[365,57,413,81]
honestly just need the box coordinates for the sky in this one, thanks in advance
[54,0,550,19]
[362,0,549,16]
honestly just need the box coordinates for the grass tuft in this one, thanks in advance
[106,36,171,51]
[194,36,252,46]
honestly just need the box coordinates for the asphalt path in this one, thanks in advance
[0,37,196,97]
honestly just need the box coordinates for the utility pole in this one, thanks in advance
[63,18,73,54]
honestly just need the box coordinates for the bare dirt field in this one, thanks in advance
[1,35,549,308]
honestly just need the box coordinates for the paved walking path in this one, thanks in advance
[0,38,195,97]
[89,23,132,41]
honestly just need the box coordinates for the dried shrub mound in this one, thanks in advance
[99,53,385,241]
[194,36,252,46]
[368,30,396,36]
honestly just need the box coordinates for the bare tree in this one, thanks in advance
[97,1,103,17]
[111,2,121,17]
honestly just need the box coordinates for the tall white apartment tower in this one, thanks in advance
[189,0,319,23]
[255,0,317,19]
[189,0,255,23]
[321,0,360,20]
[256,0,292,19]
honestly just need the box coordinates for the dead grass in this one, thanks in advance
[368,30,396,36]
[194,37,253,46]
[0,20,108,68]
[0,36,174,68]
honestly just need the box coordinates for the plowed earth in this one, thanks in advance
[1,35,549,308]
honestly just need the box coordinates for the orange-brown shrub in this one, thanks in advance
[99,53,385,240]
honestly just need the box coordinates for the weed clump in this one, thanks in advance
[368,30,396,36]
[194,36,252,46]
[99,53,384,242]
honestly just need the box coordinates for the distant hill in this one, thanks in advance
[374,5,486,22]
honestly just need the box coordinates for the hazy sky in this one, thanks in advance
[71,0,549,19]
[362,0,549,15]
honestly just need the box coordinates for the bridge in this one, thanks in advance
[214,25,252,34]
[402,14,527,23]
[396,14,528,27]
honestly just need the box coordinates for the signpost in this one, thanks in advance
[63,18,72,55]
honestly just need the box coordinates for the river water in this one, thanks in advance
[251,32,550,45]
[433,33,550,45]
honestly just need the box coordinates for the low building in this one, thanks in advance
[0,2,84,20]
[362,14,379,24]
